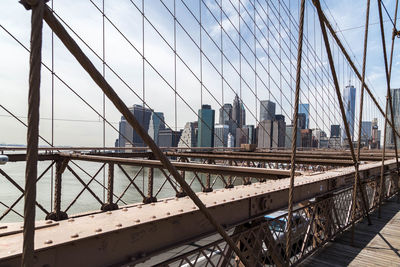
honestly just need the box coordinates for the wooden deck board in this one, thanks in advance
[300,199,400,267]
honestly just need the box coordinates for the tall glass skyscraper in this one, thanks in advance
[148,112,165,146]
[299,103,310,129]
[361,121,372,144]
[117,104,152,147]
[260,100,276,122]
[232,94,245,127]
[386,88,400,148]
[197,104,215,147]
[342,85,356,141]
[219,103,232,125]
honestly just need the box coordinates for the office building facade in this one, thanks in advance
[219,104,232,125]
[299,103,310,129]
[386,88,400,149]
[158,129,182,147]
[197,105,215,147]
[117,104,152,148]
[260,100,276,122]
[331,124,340,138]
[342,85,356,141]
[178,122,198,148]
[148,112,165,146]
[214,124,229,147]
[232,94,246,128]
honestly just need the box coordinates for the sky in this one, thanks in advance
[0,0,399,146]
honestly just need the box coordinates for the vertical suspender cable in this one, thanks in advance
[50,0,54,212]
[285,0,305,263]
[352,0,371,245]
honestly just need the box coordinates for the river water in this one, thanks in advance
[0,160,226,223]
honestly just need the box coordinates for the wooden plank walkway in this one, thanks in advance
[300,198,400,267]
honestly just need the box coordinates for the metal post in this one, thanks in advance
[144,157,157,203]
[226,159,234,188]
[176,157,187,198]
[101,163,118,210]
[203,159,213,192]
[46,159,68,221]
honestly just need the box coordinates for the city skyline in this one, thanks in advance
[115,86,381,149]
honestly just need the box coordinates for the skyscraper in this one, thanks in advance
[301,129,312,148]
[386,88,400,149]
[117,117,132,148]
[371,118,380,149]
[299,103,310,129]
[117,104,152,147]
[298,113,307,129]
[342,85,356,141]
[148,112,165,146]
[257,120,273,149]
[178,122,198,148]
[361,121,372,145]
[219,104,232,125]
[158,129,182,147]
[235,125,256,147]
[330,124,340,137]
[197,104,215,147]
[232,94,246,127]
[214,124,229,147]
[272,115,286,148]
[260,100,276,122]
[285,125,301,148]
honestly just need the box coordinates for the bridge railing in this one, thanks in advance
[1,152,295,222]
[152,172,398,266]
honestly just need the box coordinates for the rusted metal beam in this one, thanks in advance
[5,151,392,164]
[60,153,297,179]
[165,152,356,166]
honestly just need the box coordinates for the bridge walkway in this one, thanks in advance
[300,198,400,267]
